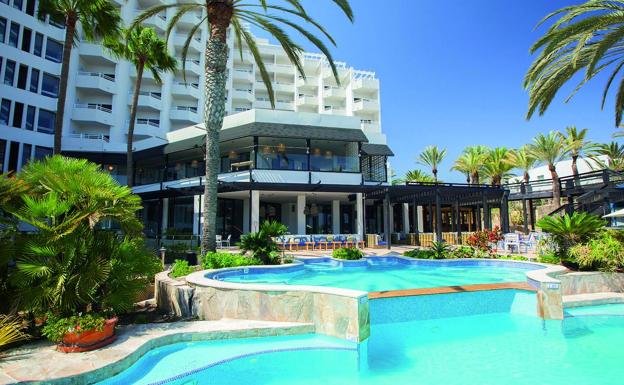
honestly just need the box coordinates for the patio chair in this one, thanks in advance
[503,233,521,253]
[216,234,223,249]
[314,236,328,250]
[222,234,231,248]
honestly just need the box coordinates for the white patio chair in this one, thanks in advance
[503,233,521,254]
[222,234,231,248]
[216,234,223,249]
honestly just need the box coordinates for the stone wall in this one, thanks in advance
[154,271,195,318]
[558,271,624,295]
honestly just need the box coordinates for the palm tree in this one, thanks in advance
[509,146,537,183]
[38,0,121,154]
[559,126,590,178]
[134,0,353,254]
[105,26,177,187]
[589,141,624,171]
[451,145,488,185]
[417,146,446,182]
[482,147,515,186]
[525,1,624,127]
[404,169,436,183]
[527,132,569,207]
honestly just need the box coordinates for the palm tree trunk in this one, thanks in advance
[549,164,561,207]
[571,155,579,177]
[200,2,232,254]
[523,171,529,184]
[432,168,437,182]
[127,63,144,187]
[53,15,77,154]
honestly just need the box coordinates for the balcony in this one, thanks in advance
[360,121,380,132]
[254,98,294,111]
[255,80,295,93]
[172,82,200,98]
[175,34,202,52]
[183,59,201,75]
[233,52,253,64]
[79,41,107,59]
[233,69,254,83]
[323,86,345,100]
[296,76,318,88]
[72,103,114,126]
[133,119,161,136]
[296,95,318,106]
[266,63,293,74]
[322,106,346,115]
[140,12,167,31]
[130,91,162,110]
[75,72,116,93]
[352,77,379,91]
[170,106,200,122]
[178,11,203,26]
[353,99,379,112]
[232,88,254,103]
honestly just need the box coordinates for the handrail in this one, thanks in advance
[78,71,115,81]
[131,91,162,99]
[68,133,110,142]
[173,106,198,112]
[74,103,112,113]
[175,82,199,89]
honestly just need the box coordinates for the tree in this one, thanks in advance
[509,146,537,183]
[559,126,590,178]
[417,145,446,182]
[38,0,121,154]
[527,132,569,207]
[525,1,624,127]
[105,26,177,187]
[451,145,488,185]
[134,0,353,254]
[403,169,436,183]
[589,141,624,171]
[482,147,515,186]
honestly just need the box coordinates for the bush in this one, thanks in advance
[538,253,561,265]
[238,220,287,264]
[41,313,106,343]
[170,259,195,278]
[332,247,364,260]
[404,248,436,259]
[430,241,450,259]
[466,227,503,252]
[569,231,624,272]
[537,212,606,261]
[449,246,477,259]
[201,252,261,269]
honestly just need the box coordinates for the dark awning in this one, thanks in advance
[361,143,394,156]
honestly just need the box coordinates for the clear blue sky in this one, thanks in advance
[255,0,620,182]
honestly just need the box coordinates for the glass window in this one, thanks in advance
[25,105,34,130]
[0,99,10,125]
[167,196,194,234]
[8,22,19,48]
[17,64,27,89]
[255,137,308,171]
[45,38,62,63]
[219,137,254,173]
[3,60,15,86]
[25,0,35,16]
[41,73,59,97]
[37,108,54,134]
[21,143,31,167]
[310,140,360,173]
[12,102,23,128]
[0,139,5,173]
[0,18,6,44]
[165,148,205,181]
[29,68,39,92]
[34,146,52,160]
[20,27,31,52]
[12,0,23,11]
[7,141,18,173]
[0,0,7,5]
[33,32,43,56]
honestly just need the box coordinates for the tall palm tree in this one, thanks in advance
[134,0,353,253]
[527,132,569,207]
[105,26,177,187]
[417,146,446,182]
[589,141,624,171]
[404,169,436,183]
[525,1,624,127]
[451,145,488,185]
[559,126,590,178]
[509,146,537,183]
[482,147,515,186]
[38,0,121,154]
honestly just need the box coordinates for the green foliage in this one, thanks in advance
[537,212,606,259]
[332,247,364,260]
[451,145,489,184]
[201,252,261,270]
[403,248,436,259]
[41,313,106,343]
[417,145,447,181]
[570,231,624,272]
[430,241,450,259]
[170,259,195,278]
[466,227,503,252]
[0,315,29,349]
[449,246,477,259]
[538,253,561,265]
[589,141,624,172]
[238,220,287,265]
[403,169,436,183]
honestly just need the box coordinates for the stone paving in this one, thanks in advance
[0,319,314,385]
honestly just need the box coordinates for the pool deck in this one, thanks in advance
[0,319,314,385]
[369,281,536,299]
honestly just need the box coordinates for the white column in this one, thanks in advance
[242,198,250,234]
[296,194,306,235]
[403,203,410,234]
[332,199,340,234]
[356,193,364,239]
[388,204,395,233]
[161,198,169,234]
[192,195,201,236]
[417,205,424,232]
[251,190,260,233]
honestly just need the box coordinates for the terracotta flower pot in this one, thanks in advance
[57,317,118,353]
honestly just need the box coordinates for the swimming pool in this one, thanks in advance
[208,257,543,292]
[99,291,624,385]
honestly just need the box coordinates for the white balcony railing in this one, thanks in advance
[78,71,115,82]
[136,119,160,127]
[67,133,110,142]
[74,103,112,113]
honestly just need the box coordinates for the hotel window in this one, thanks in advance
[25,0,35,16]
[21,143,31,167]
[3,60,15,86]
[37,108,54,134]
[12,102,23,128]
[41,73,59,97]
[7,141,18,173]
[218,137,253,173]
[33,32,43,56]
[8,22,19,47]
[29,68,39,92]
[20,27,31,52]
[34,145,52,160]
[310,140,360,173]
[0,18,6,43]
[25,105,34,130]
[12,0,22,11]
[255,137,308,171]
[16,64,27,89]
[0,99,10,125]
[45,38,62,62]
[0,139,5,173]
[0,0,7,5]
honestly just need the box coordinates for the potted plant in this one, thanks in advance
[42,313,118,353]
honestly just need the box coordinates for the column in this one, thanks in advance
[417,205,424,232]
[161,198,169,234]
[296,194,306,235]
[402,203,410,234]
[242,197,250,234]
[383,192,391,250]
[251,190,260,233]
[388,204,395,234]
[332,199,341,234]
[356,193,364,240]
[475,204,482,231]
[455,200,462,244]
[528,199,535,231]
[435,189,442,242]
[192,195,201,236]
[501,192,510,233]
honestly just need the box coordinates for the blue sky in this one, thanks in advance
[255,0,620,182]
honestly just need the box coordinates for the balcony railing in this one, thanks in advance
[130,91,162,100]
[74,103,112,113]
[176,82,199,89]
[136,119,160,127]
[78,71,115,82]
[68,133,110,142]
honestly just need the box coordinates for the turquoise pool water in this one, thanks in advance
[211,258,541,291]
[100,291,624,385]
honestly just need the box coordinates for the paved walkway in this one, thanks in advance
[0,320,314,385]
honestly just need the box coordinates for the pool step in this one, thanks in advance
[562,292,624,308]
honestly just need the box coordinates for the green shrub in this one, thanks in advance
[201,252,261,269]
[403,248,436,259]
[238,220,287,264]
[538,253,561,265]
[332,247,364,260]
[537,213,606,260]
[430,241,450,259]
[570,231,624,272]
[449,246,476,259]
[42,313,106,342]
[170,259,195,278]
